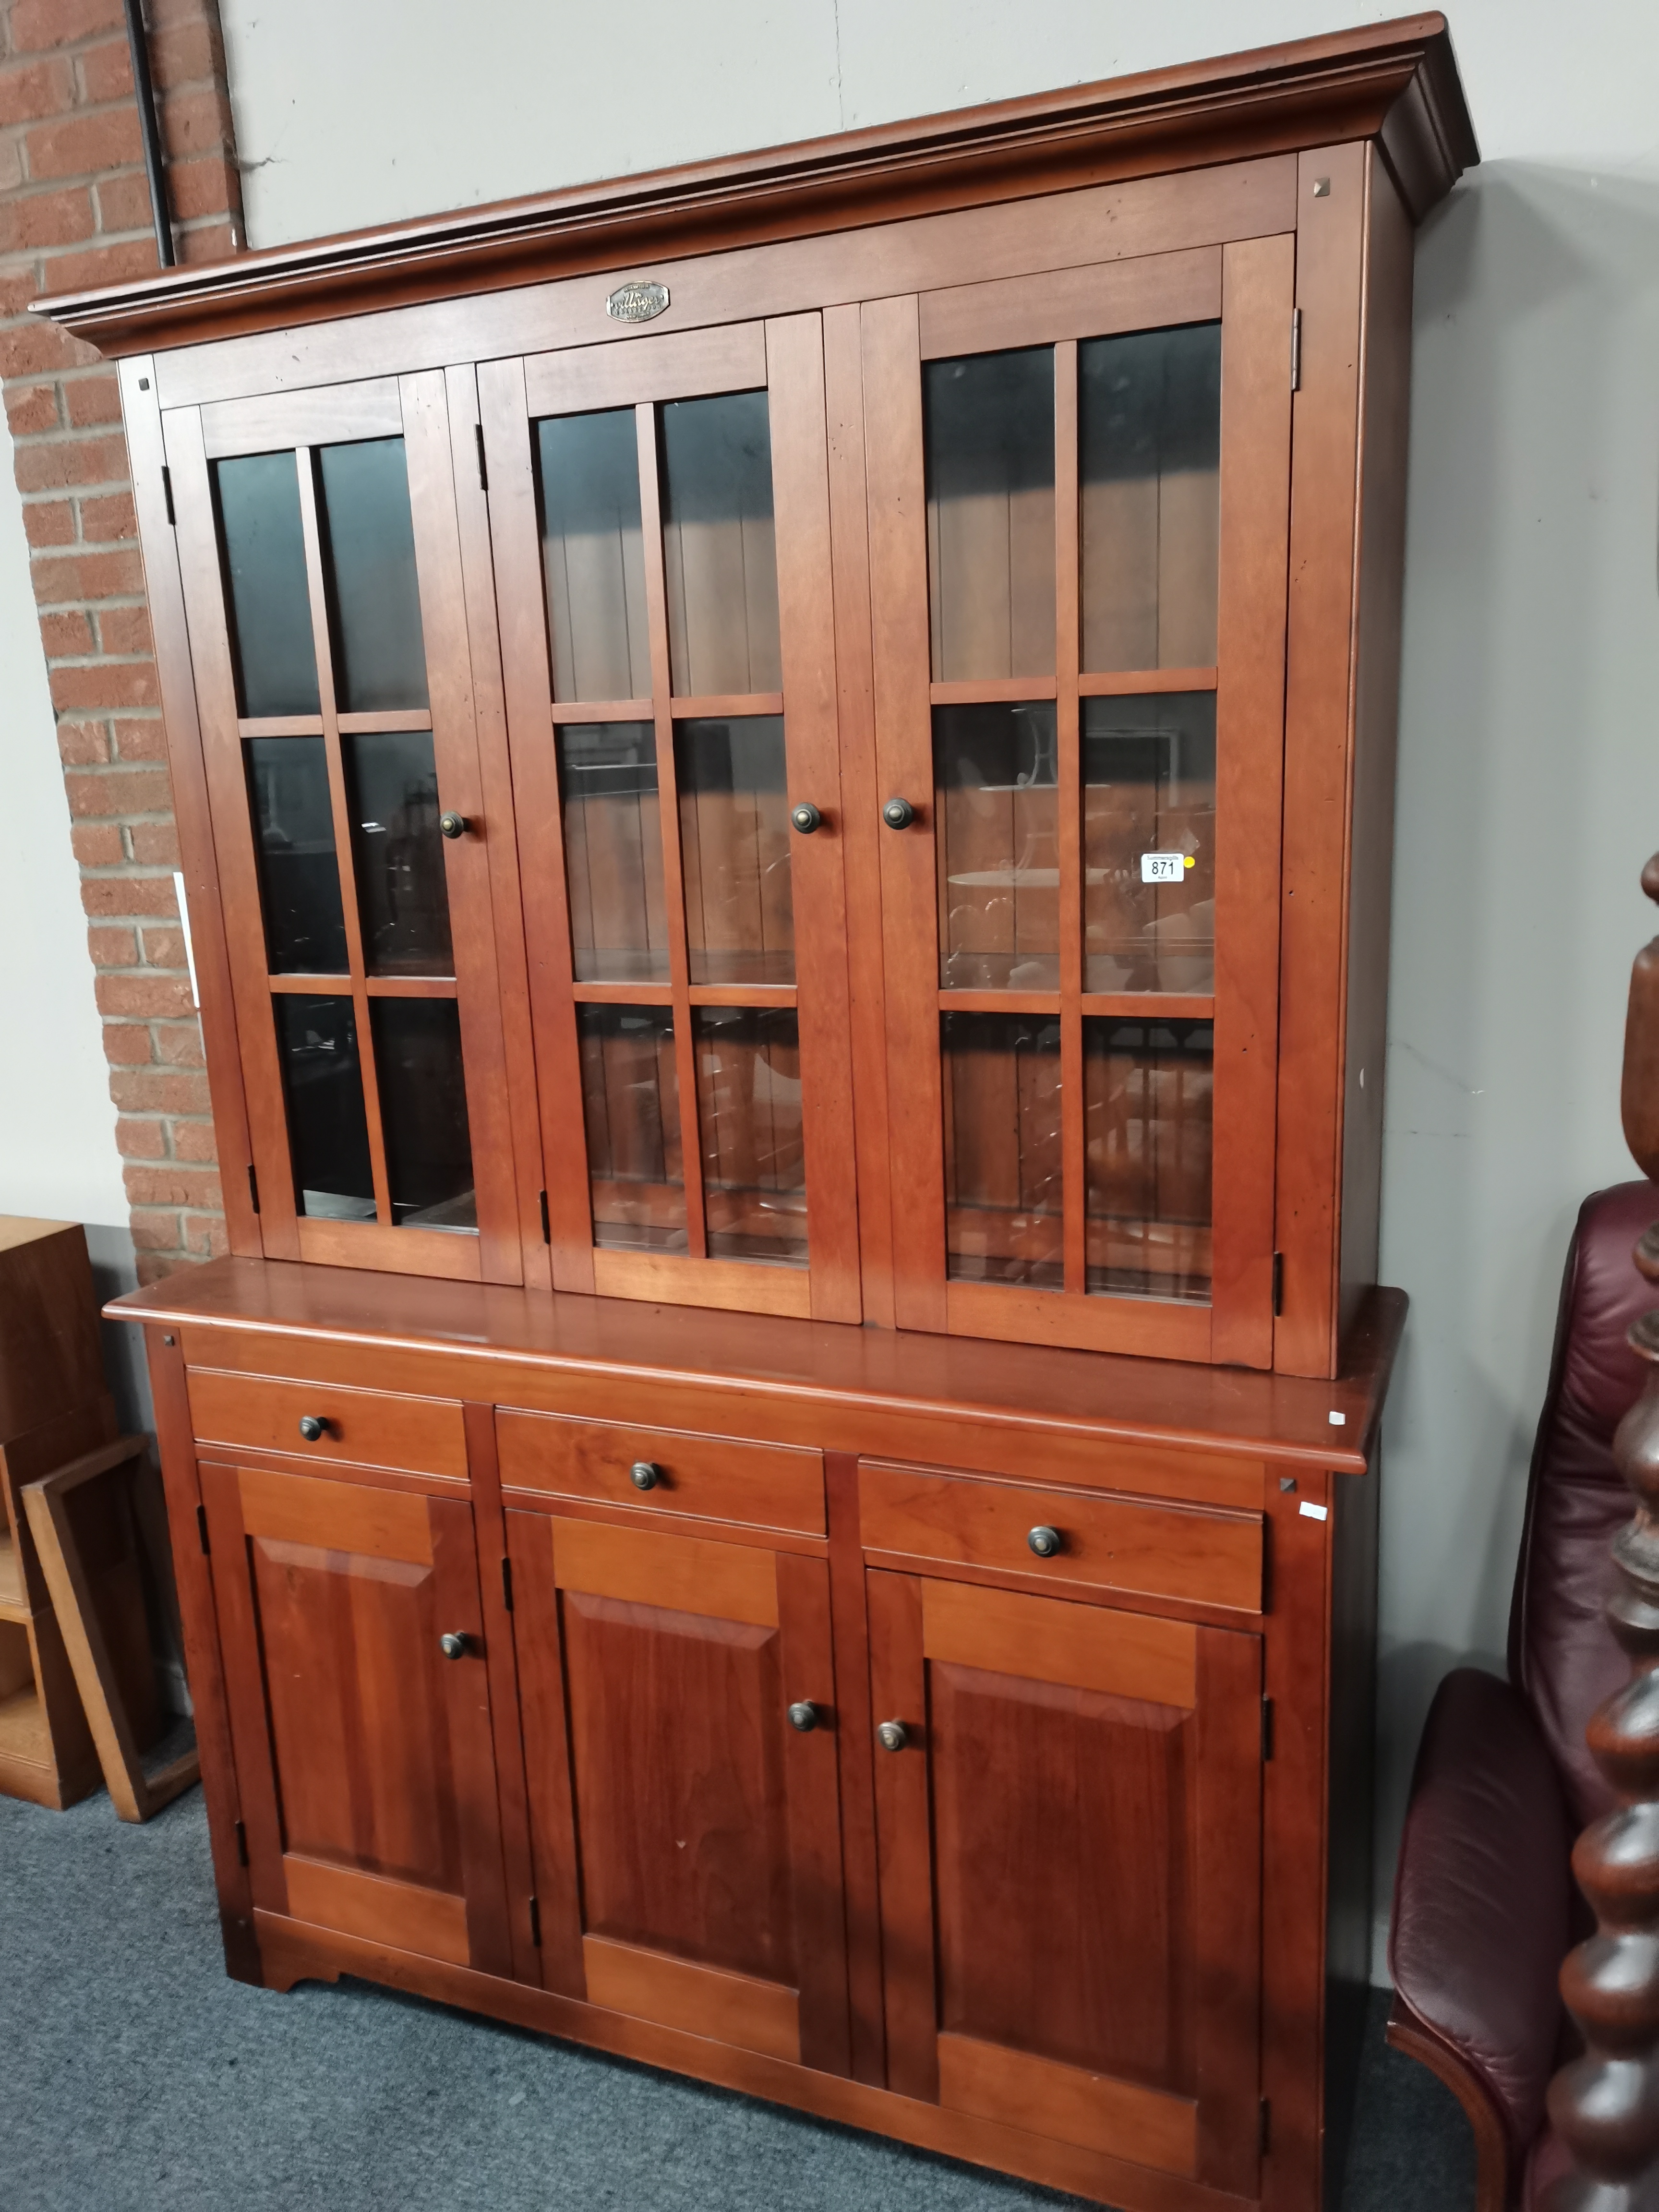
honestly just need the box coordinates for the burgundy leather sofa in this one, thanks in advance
[1388,1180,1657,2209]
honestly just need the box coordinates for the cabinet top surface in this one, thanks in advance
[0,1217,79,1253]
[108,1259,1405,1471]
[35,14,1473,357]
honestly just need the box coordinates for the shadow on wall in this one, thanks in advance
[1372,158,1659,1972]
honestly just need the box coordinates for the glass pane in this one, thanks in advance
[537,409,650,703]
[934,701,1058,990]
[660,391,781,697]
[577,1005,685,1252]
[1081,325,1221,673]
[245,737,348,974]
[273,994,375,1221]
[216,452,320,718]
[316,438,429,712]
[678,716,793,986]
[557,722,668,983]
[1084,1018,1212,1302]
[346,729,454,976]
[695,1008,805,1266]
[1083,693,1216,994]
[942,1011,1062,1288]
[372,998,476,1231]
[925,349,1056,683]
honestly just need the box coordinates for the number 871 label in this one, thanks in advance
[1141,852,1196,884]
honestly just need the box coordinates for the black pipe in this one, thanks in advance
[121,0,174,269]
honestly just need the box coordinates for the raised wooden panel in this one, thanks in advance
[863,1461,1262,1616]
[496,1408,824,1535]
[188,1368,467,1479]
[552,1514,780,1624]
[583,1933,801,2061]
[938,2033,1197,2176]
[236,1463,435,1560]
[285,1853,471,1967]
[922,1575,1198,1705]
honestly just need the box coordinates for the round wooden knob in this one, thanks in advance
[790,802,823,834]
[438,1632,469,1660]
[877,1719,909,1752]
[1027,1525,1063,1558]
[629,1461,661,1491]
[439,811,469,839]
[787,1701,819,1732]
[298,1415,326,1442]
[882,797,915,830]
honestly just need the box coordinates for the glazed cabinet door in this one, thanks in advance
[481,318,859,1322]
[164,381,522,1283]
[867,1573,1262,2194]
[505,1509,851,2072]
[200,1459,513,1975]
[862,237,1295,1362]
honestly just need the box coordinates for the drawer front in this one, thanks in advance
[859,1460,1262,1613]
[496,1411,825,1538]
[187,1368,468,1481]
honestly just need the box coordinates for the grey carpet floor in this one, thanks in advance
[0,1781,1474,2212]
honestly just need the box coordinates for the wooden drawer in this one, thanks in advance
[496,1410,825,1537]
[187,1368,468,1481]
[859,1459,1262,1614]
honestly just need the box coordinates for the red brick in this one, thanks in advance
[129,1207,183,1253]
[136,1252,198,1285]
[152,16,224,90]
[56,718,108,764]
[75,35,134,107]
[96,602,151,654]
[45,237,160,293]
[128,819,180,866]
[158,84,231,160]
[71,820,123,866]
[39,608,94,656]
[0,55,75,126]
[9,0,125,52]
[21,496,74,547]
[0,137,23,194]
[177,216,237,264]
[12,431,129,494]
[4,382,60,435]
[141,925,187,968]
[171,1118,217,1163]
[183,1214,230,1260]
[64,373,124,428]
[110,1068,208,1115]
[0,183,94,251]
[50,660,159,711]
[91,167,153,234]
[65,765,170,817]
[96,971,193,1018]
[32,546,145,598]
[80,491,138,541]
[145,0,225,29]
[0,265,42,316]
[87,923,137,966]
[155,1020,205,1067]
[25,108,144,182]
[167,149,236,219]
[82,873,178,919]
[115,1115,166,1158]
[0,318,96,377]
[100,1019,155,1064]
[123,1162,221,1209]
[112,715,166,759]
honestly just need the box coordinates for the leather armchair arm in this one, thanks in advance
[1389,1666,1575,2163]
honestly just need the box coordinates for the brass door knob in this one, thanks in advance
[298,1415,327,1442]
[877,1719,909,1752]
[439,811,469,839]
[787,1701,819,1732]
[882,796,916,830]
[790,802,823,834]
[438,1632,469,1660]
[629,1460,661,1491]
[1027,1525,1062,1558]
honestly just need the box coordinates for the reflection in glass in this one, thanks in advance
[316,438,429,712]
[346,729,454,975]
[273,994,375,1220]
[934,701,1058,991]
[925,348,1056,683]
[942,1011,1062,1288]
[678,717,793,986]
[695,1008,805,1265]
[216,452,320,718]
[557,723,668,983]
[1080,325,1221,672]
[660,391,781,697]
[577,1005,685,1252]
[372,998,476,1230]
[537,409,649,703]
[245,737,348,973]
[1083,693,1215,994]
[1084,1018,1212,1301]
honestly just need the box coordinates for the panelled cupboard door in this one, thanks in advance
[867,1573,1262,2194]
[864,238,1295,1362]
[199,1459,513,1976]
[164,378,522,1284]
[505,1508,852,2074]
[480,317,860,1323]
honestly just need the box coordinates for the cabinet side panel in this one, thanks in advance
[1337,155,1415,1346]
[1323,1457,1380,2210]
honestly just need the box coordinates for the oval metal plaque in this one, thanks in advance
[607,279,670,325]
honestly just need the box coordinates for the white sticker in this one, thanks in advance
[1299,1501,1329,1521]
[1141,852,1194,884]
[1328,1411,1346,1426]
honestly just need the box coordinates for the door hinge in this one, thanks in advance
[161,463,175,524]
[528,1895,542,1948]
[234,1819,249,1868]
[247,1162,261,1216]
[1272,1251,1284,1316]
[538,1189,550,1245]
[475,421,488,492]
[1290,309,1302,392]
[196,1503,210,1556]
[1261,1695,1274,1761]
[1260,2095,1272,2154]
[501,1556,514,1613]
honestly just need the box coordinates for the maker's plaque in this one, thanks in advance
[606,279,671,325]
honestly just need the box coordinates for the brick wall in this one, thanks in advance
[0,0,240,1281]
